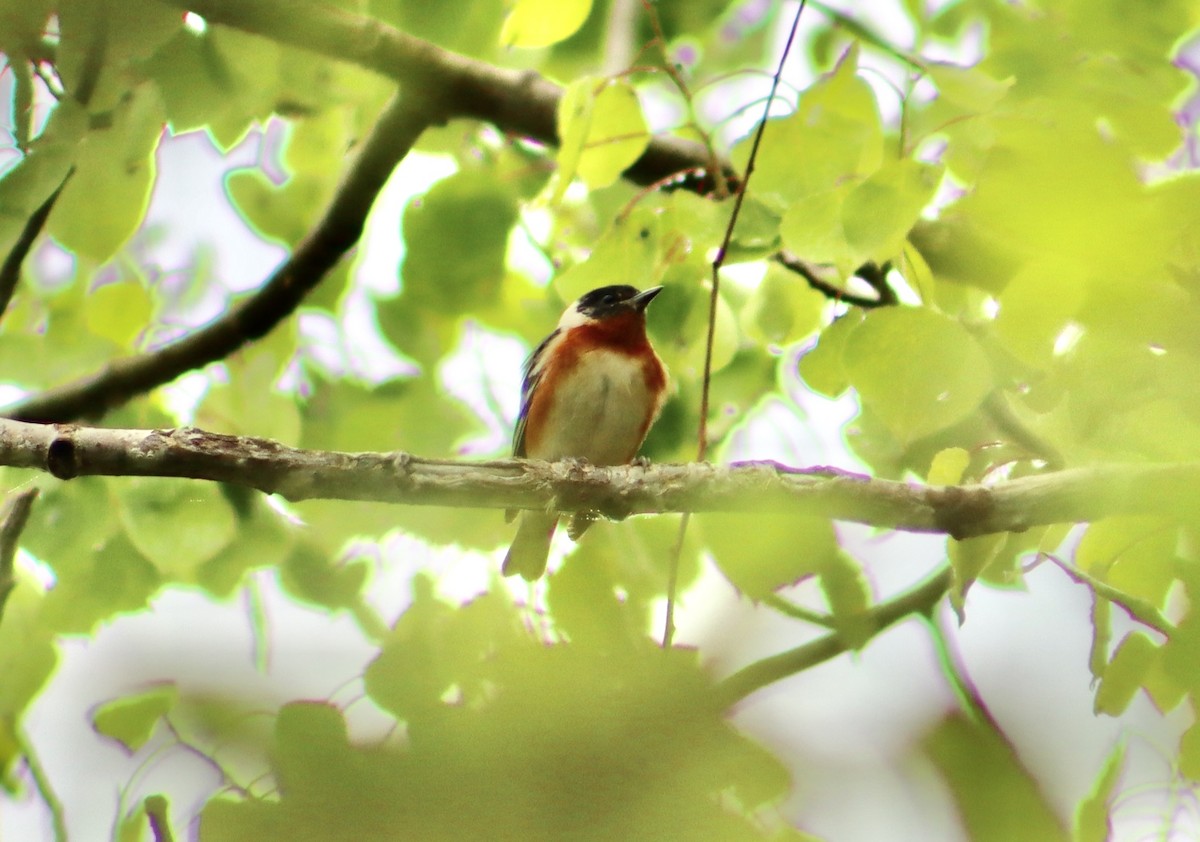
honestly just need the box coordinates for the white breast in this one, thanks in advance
[531,348,658,465]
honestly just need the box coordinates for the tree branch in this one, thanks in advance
[713,566,952,708]
[0,177,69,323]
[6,91,433,423]
[3,419,1199,539]
[156,0,735,194]
[774,251,896,309]
[0,486,38,626]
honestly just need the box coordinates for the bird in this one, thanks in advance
[503,284,669,580]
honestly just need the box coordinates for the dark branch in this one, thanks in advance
[774,251,897,308]
[6,92,433,423]
[0,177,70,323]
[0,487,39,626]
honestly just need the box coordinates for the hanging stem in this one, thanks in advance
[663,1,809,649]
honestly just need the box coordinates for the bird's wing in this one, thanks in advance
[512,328,559,458]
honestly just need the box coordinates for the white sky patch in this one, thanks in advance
[158,369,212,423]
[354,151,457,296]
[508,207,555,286]
[1053,322,1084,356]
[438,322,527,456]
[16,549,56,589]
[183,12,207,34]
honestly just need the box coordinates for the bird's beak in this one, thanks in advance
[630,286,663,312]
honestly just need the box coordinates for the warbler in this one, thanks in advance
[503,284,668,580]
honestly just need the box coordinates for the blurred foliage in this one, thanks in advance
[1,0,1200,839]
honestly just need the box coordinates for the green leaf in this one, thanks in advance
[279,541,371,612]
[1094,632,1157,717]
[948,533,1006,619]
[1180,719,1200,780]
[699,512,841,599]
[994,260,1086,368]
[0,99,87,253]
[117,477,237,577]
[926,63,1014,111]
[48,84,164,262]
[501,0,593,48]
[56,0,181,112]
[735,44,882,207]
[195,491,297,598]
[842,307,993,443]
[819,551,873,648]
[740,263,825,346]
[924,713,1069,842]
[554,77,649,197]
[0,572,57,718]
[555,205,664,301]
[91,684,178,752]
[928,447,970,485]
[779,187,854,273]
[84,279,153,348]
[678,282,739,378]
[842,159,943,266]
[797,310,862,398]
[226,109,349,247]
[400,170,518,314]
[39,532,162,635]
[1072,740,1125,842]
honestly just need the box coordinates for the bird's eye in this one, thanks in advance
[602,293,616,304]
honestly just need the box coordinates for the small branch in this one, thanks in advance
[714,566,952,708]
[6,92,434,423]
[981,392,1066,470]
[774,251,897,308]
[1041,553,1174,637]
[760,593,837,628]
[0,176,71,325]
[1,10,106,327]
[0,487,38,626]
[15,726,67,842]
[3,420,1199,539]
[666,1,808,648]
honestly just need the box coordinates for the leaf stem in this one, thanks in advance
[664,0,809,649]
[714,564,951,708]
[15,726,67,842]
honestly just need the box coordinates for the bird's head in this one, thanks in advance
[558,285,663,330]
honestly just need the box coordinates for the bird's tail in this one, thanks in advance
[502,512,558,580]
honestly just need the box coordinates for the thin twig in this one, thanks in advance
[773,251,897,308]
[0,10,106,328]
[639,0,729,198]
[7,92,434,423]
[760,593,838,628]
[1041,553,1174,636]
[15,726,67,842]
[714,565,952,708]
[981,392,1066,470]
[929,608,1000,727]
[0,176,71,324]
[661,512,689,649]
[664,1,809,649]
[701,2,807,459]
[0,487,38,627]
